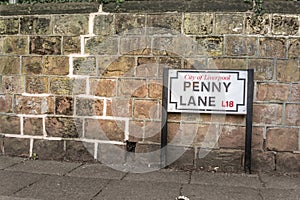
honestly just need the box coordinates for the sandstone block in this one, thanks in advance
[0,17,19,35]
[45,117,82,138]
[25,76,48,94]
[215,14,243,34]
[272,15,299,35]
[23,117,43,136]
[253,104,282,125]
[266,127,298,151]
[276,152,300,173]
[2,76,24,94]
[136,57,159,78]
[148,80,162,99]
[0,95,12,113]
[115,14,145,34]
[33,139,65,160]
[0,56,20,75]
[55,96,73,116]
[97,143,126,165]
[106,98,132,117]
[194,124,218,147]
[22,56,43,75]
[276,59,299,82]
[144,121,161,143]
[89,78,116,97]
[4,138,30,157]
[196,36,223,57]
[158,56,182,70]
[120,36,151,55]
[290,84,300,102]
[184,13,213,35]
[285,104,300,126]
[85,36,118,55]
[53,15,88,36]
[128,120,144,142]
[50,77,86,95]
[100,56,135,77]
[259,37,286,58]
[63,36,81,55]
[44,56,69,75]
[14,95,54,115]
[167,146,195,171]
[208,58,247,70]
[75,98,103,116]
[225,36,258,56]
[0,115,20,134]
[147,14,182,34]
[30,36,61,55]
[245,14,271,35]
[118,79,147,98]
[65,141,95,162]
[134,99,159,119]
[93,14,114,36]
[256,83,289,102]
[20,16,51,35]
[252,151,275,172]
[248,59,274,80]
[73,57,96,76]
[219,126,245,149]
[3,36,29,55]
[288,38,300,58]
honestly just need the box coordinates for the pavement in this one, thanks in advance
[0,156,299,200]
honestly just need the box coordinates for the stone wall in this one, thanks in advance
[0,1,299,173]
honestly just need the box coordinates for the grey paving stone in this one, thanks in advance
[0,171,44,196]
[123,170,190,184]
[181,184,262,200]
[260,188,300,200]
[5,159,82,175]
[94,180,181,200]
[191,172,262,188]
[260,174,300,190]
[13,176,109,200]
[67,163,126,180]
[0,196,40,200]
[0,156,26,170]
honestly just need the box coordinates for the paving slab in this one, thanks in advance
[123,170,190,184]
[0,156,26,170]
[260,188,300,200]
[94,180,181,200]
[67,163,126,180]
[0,170,44,196]
[5,159,82,176]
[181,184,262,200]
[13,175,109,200]
[0,196,41,200]
[260,174,300,190]
[191,172,262,188]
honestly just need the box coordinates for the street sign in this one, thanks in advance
[167,70,248,114]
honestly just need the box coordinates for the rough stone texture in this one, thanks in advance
[73,57,96,76]
[25,76,48,94]
[75,98,103,116]
[100,56,135,77]
[30,36,61,55]
[20,16,51,35]
[290,84,300,102]
[266,127,299,151]
[271,15,299,35]
[93,14,114,36]
[128,120,144,142]
[147,14,182,34]
[55,96,73,116]
[65,141,95,162]
[115,14,145,35]
[252,151,275,172]
[0,95,13,113]
[45,117,82,138]
[285,104,300,126]
[44,56,69,75]
[0,116,20,134]
[23,117,43,136]
[183,13,213,35]
[53,15,88,36]
[256,83,289,102]
[14,95,54,115]
[0,18,19,35]
[33,139,65,160]
[253,104,282,125]
[106,98,132,118]
[2,36,28,55]
[259,37,287,58]
[276,153,300,173]
[288,38,300,58]
[85,36,118,55]
[89,78,116,97]
[63,36,81,55]
[248,59,274,80]
[0,56,20,75]
[3,138,30,157]
[120,36,151,55]
[50,77,86,95]
[148,80,162,99]
[215,13,243,34]
[196,36,224,57]
[218,126,245,149]
[276,59,300,82]
[118,79,147,98]
[225,36,258,56]
[22,56,43,75]
[133,99,159,119]
[245,14,271,35]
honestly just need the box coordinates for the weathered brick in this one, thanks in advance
[14,95,54,114]
[0,115,20,134]
[272,15,299,35]
[30,36,61,55]
[93,14,114,36]
[290,84,300,102]
[128,120,144,142]
[0,18,19,35]
[144,121,161,143]
[3,36,29,55]
[55,96,73,115]
[208,58,247,70]
[266,127,298,151]
[248,59,274,80]
[45,117,82,138]
[148,80,162,99]
[256,83,289,102]
[85,36,118,55]
[50,77,86,95]
[85,119,125,141]
[147,14,182,34]
[33,139,65,160]
[0,56,20,75]
[63,36,81,55]
[2,76,24,94]
[4,138,30,157]
[118,79,147,98]
[20,16,51,35]
[23,117,43,136]
[196,36,224,57]
[253,104,282,125]
[75,98,104,116]
[288,38,300,59]
[245,14,271,35]
[65,141,94,162]
[89,78,116,97]
[252,151,275,172]
[120,36,151,55]
[285,104,300,126]
[276,59,299,82]
[73,57,96,76]
[101,56,135,77]
[106,98,132,117]
[215,14,243,34]
[193,124,218,147]
[53,15,88,36]
[276,152,300,173]
[134,99,159,119]
[115,14,145,34]
[184,13,213,35]
[0,95,12,113]
[259,37,286,58]
[44,56,69,75]
[167,122,180,143]
[25,76,48,94]
[225,36,258,56]
[219,126,245,149]
[22,56,43,75]
[136,57,158,78]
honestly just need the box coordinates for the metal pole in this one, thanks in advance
[161,68,169,168]
[245,69,254,173]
